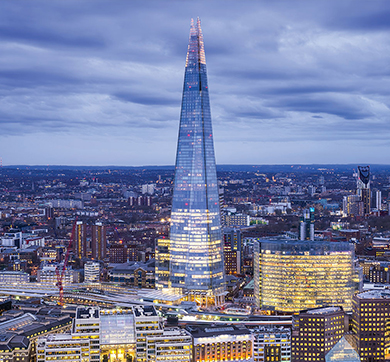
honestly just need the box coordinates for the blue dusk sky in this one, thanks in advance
[0,1,390,166]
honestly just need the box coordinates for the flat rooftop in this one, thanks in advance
[307,307,342,315]
[356,290,390,300]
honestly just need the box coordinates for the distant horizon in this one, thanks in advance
[2,163,388,169]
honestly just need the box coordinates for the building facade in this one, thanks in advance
[188,325,253,362]
[253,327,291,362]
[168,18,225,305]
[254,239,358,312]
[84,261,100,283]
[75,221,87,259]
[292,307,346,362]
[91,222,106,260]
[37,335,90,362]
[72,307,100,362]
[352,290,390,362]
[357,166,370,216]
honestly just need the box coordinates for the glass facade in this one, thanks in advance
[169,18,225,299]
[100,311,135,345]
[254,239,357,312]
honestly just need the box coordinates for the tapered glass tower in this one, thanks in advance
[169,18,225,304]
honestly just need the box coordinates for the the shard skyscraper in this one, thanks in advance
[168,18,225,305]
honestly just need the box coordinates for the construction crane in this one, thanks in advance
[55,218,78,306]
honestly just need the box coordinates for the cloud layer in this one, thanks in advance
[0,1,390,165]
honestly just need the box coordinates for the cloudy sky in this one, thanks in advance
[1,1,390,166]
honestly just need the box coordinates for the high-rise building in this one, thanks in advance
[75,221,87,259]
[155,237,170,290]
[91,222,106,260]
[223,228,244,275]
[254,239,358,312]
[168,18,225,305]
[352,290,390,361]
[299,208,315,241]
[343,194,364,217]
[291,307,346,362]
[357,166,370,215]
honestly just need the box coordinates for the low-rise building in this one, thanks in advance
[109,259,155,288]
[0,271,29,285]
[188,324,253,362]
[253,326,291,362]
[0,334,31,362]
[36,334,90,362]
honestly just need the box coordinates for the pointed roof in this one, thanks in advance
[185,17,206,68]
[325,336,360,362]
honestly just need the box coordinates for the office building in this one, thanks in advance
[254,239,358,312]
[221,213,250,227]
[100,309,136,362]
[75,221,87,259]
[374,189,382,211]
[299,207,315,241]
[73,307,100,361]
[84,261,100,283]
[368,262,390,284]
[141,184,155,195]
[133,305,164,362]
[37,335,90,362]
[292,307,346,362]
[188,324,253,362]
[223,228,243,275]
[91,222,106,260]
[109,244,128,263]
[168,18,225,305]
[147,327,192,362]
[37,264,74,286]
[0,271,29,285]
[155,237,170,290]
[343,195,364,217]
[352,290,390,362]
[252,326,291,362]
[357,166,370,216]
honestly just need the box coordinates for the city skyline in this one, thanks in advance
[1,1,390,165]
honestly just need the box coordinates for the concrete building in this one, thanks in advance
[253,326,291,362]
[133,305,164,362]
[84,261,100,283]
[352,290,390,362]
[0,271,29,285]
[147,327,192,362]
[292,307,346,362]
[73,307,100,362]
[155,237,170,290]
[37,335,90,362]
[188,324,253,362]
[37,265,74,286]
[91,222,106,260]
[75,221,87,259]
